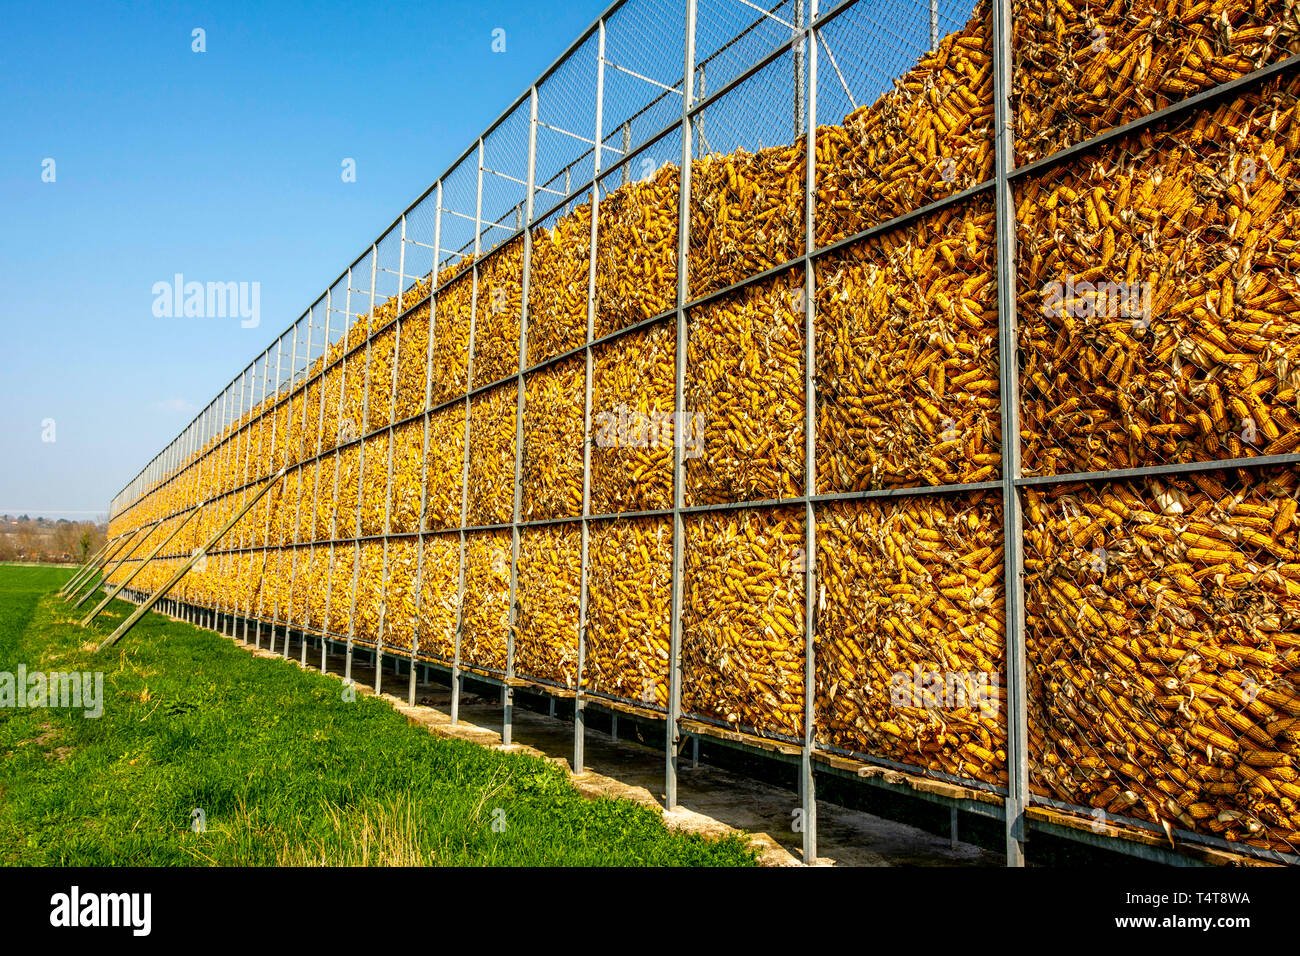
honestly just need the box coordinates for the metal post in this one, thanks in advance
[507,90,538,744]
[666,0,697,812]
[799,0,819,866]
[573,18,607,776]
[324,285,345,673]
[993,0,1028,867]
[275,320,301,658]
[375,219,406,694]
[346,253,377,686]
[445,177,466,729]
[621,122,631,186]
[793,0,805,139]
[410,190,445,705]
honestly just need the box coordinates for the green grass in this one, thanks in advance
[0,565,756,866]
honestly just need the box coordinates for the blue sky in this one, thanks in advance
[0,0,607,520]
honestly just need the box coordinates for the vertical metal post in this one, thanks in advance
[239,364,256,645]
[993,0,1028,867]
[799,0,819,866]
[324,285,345,674]
[253,345,278,649]
[376,220,406,694]
[506,90,539,744]
[574,19,607,775]
[793,0,805,139]
[621,121,631,186]
[666,0,697,812]
[410,190,444,706]
[930,0,939,50]
[445,177,466,729]
[464,138,498,740]
[346,250,379,684]
[276,321,301,658]
[694,65,706,159]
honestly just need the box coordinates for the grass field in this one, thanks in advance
[0,565,756,866]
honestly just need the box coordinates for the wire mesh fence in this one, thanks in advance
[100,0,1300,864]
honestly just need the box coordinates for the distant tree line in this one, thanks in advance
[0,515,107,564]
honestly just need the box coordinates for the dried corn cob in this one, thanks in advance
[595,164,678,336]
[1013,0,1300,164]
[816,195,1000,491]
[686,270,804,505]
[816,494,1007,786]
[1019,73,1300,476]
[515,524,582,685]
[471,236,524,388]
[682,507,806,739]
[416,532,461,662]
[590,323,675,514]
[528,202,592,365]
[816,4,993,246]
[522,357,584,520]
[461,531,511,673]
[423,405,466,532]
[690,142,805,298]
[1025,467,1300,854]
[466,385,517,527]
[585,516,672,708]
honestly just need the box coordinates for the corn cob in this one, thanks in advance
[682,507,806,739]
[590,323,675,515]
[585,516,672,708]
[515,524,583,685]
[685,269,805,505]
[522,357,585,520]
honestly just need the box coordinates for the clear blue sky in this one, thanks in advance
[0,0,608,521]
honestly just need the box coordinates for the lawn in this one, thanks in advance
[0,565,756,866]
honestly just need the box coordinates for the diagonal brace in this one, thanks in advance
[96,468,288,651]
[68,521,164,609]
[80,506,209,625]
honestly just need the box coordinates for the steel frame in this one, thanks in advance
[100,0,1300,868]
